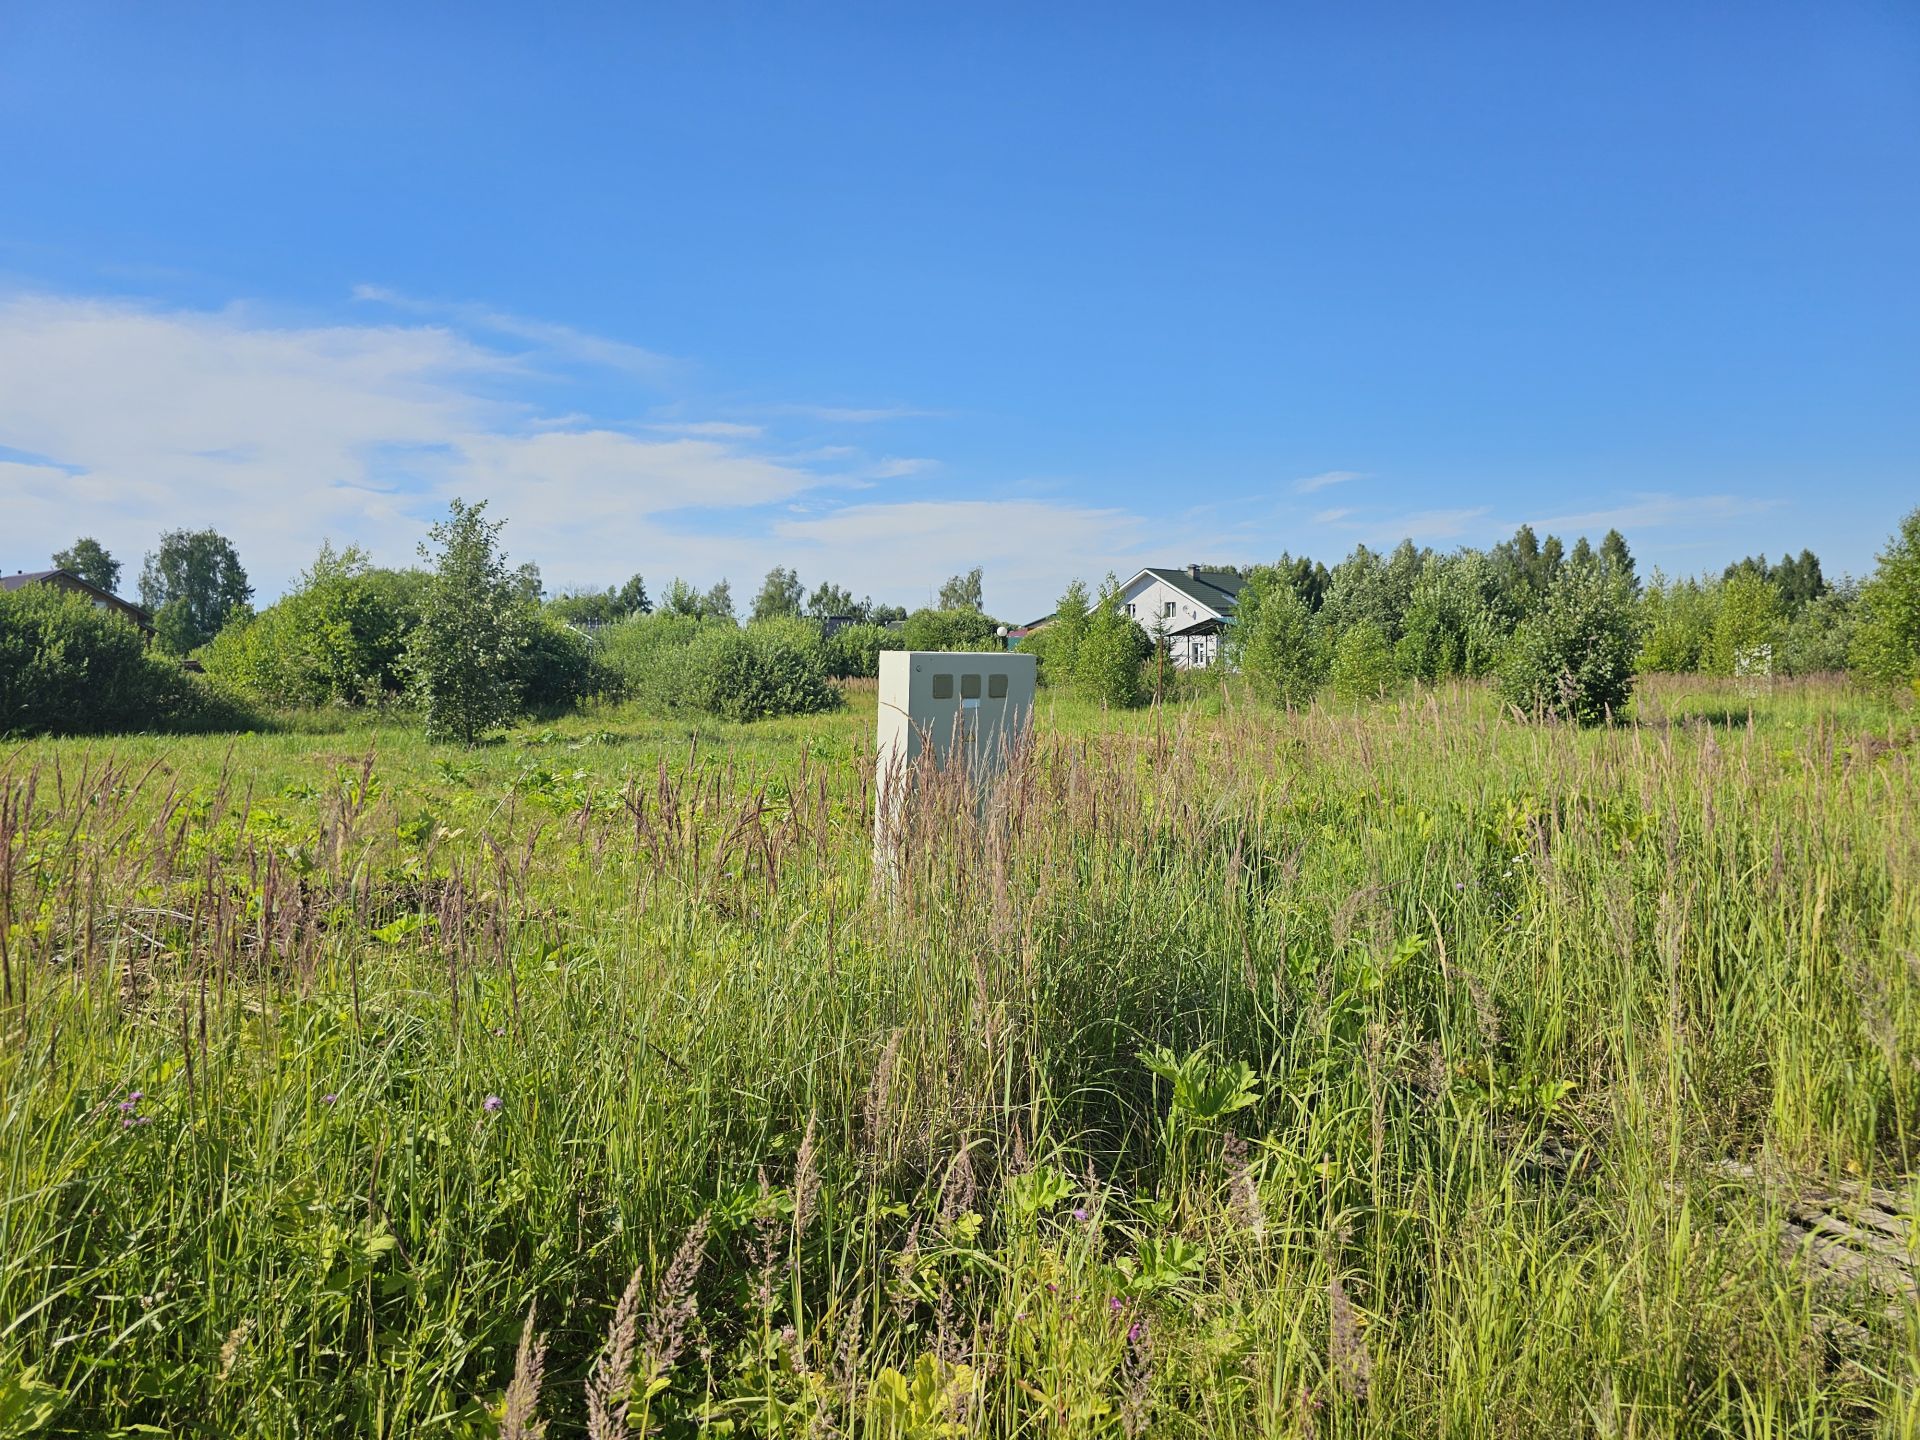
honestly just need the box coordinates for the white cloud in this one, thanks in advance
[1311,507,1353,524]
[648,420,766,438]
[777,404,937,424]
[352,283,676,379]
[1293,469,1364,494]
[868,456,938,479]
[1522,492,1780,534]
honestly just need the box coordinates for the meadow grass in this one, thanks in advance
[1,676,1916,1438]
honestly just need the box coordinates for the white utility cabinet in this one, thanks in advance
[875,650,1036,847]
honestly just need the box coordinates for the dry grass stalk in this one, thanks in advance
[643,1212,712,1379]
[501,1301,548,1440]
[586,1266,645,1440]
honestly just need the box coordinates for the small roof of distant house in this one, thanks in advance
[3,569,154,630]
[1130,566,1245,614]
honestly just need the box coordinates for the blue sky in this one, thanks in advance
[2,2,1916,618]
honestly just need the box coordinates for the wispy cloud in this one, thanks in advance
[868,456,938,479]
[648,420,765,439]
[776,403,938,424]
[1293,469,1364,494]
[1311,507,1353,524]
[1522,492,1781,534]
[352,283,677,379]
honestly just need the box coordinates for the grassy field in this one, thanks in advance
[2,676,1917,1438]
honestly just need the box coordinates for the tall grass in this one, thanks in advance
[0,677,1915,1437]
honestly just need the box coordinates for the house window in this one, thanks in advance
[1162,601,1176,618]
[988,674,1008,698]
[1191,640,1205,663]
[960,674,982,699]
[931,674,954,699]
[1125,603,1135,616]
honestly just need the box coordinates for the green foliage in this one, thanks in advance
[617,573,652,616]
[821,621,900,679]
[1498,567,1641,724]
[937,566,984,612]
[1598,528,1637,590]
[598,613,841,719]
[1326,619,1401,701]
[0,586,249,736]
[410,498,528,745]
[51,536,121,594]
[1074,576,1146,708]
[516,613,608,713]
[1021,579,1089,687]
[751,565,805,622]
[899,607,999,652]
[1709,571,1783,676]
[1317,541,1425,647]
[684,619,842,721]
[1849,506,1920,691]
[1394,552,1509,683]
[1226,566,1322,706]
[139,527,253,652]
[1637,574,1718,673]
[1775,584,1857,677]
[201,546,426,708]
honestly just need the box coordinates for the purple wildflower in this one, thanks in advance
[483,1094,504,1113]
[320,1093,339,1106]
[1109,1296,1124,1315]
[1071,1207,1089,1222]
[1128,1319,1146,1343]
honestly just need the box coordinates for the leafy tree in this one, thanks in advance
[546,587,628,627]
[1710,571,1782,676]
[1498,567,1641,725]
[1850,507,1920,691]
[1599,529,1637,591]
[52,537,121,594]
[1777,583,1858,676]
[752,566,805,621]
[1638,573,1717,672]
[899,606,999,651]
[660,579,705,618]
[938,567,984,612]
[1327,621,1401,701]
[703,578,736,623]
[806,580,859,619]
[1273,552,1332,611]
[1227,565,1322,706]
[617,573,652,616]
[1568,536,1595,572]
[139,528,252,652]
[1725,550,1826,614]
[1075,575,1145,708]
[1395,552,1508,683]
[511,561,544,605]
[1023,579,1090,687]
[865,600,908,626]
[410,498,527,745]
[822,622,901,678]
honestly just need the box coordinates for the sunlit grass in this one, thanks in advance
[1,676,1916,1437]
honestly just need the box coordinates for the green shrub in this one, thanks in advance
[1709,571,1782,676]
[1777,585,1857,677]
[1498,568,1641,725]
[1326,620,1402,701]
[200,547,425,708]
[1638,576,1716,673]
[686,620,841,721]
[822,622,900,679]
[1849,507,1920,693]
[0,587,252,736]
[1226,566,1324,707]
[517,613,610,712]
[1021,581,1089,687]
[899,607,999,651]
[1075,579,1147,709]
[410,500,528,745]
[598,614,841,720]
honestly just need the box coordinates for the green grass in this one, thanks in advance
[2,676,1917,1437]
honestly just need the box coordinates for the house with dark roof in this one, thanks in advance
[2,569,155,637]
[1119,564,1244,668]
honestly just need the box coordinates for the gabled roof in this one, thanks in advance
[3,568,153,624]
[1123,567,1245,616]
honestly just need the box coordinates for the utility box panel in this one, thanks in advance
[875,650,1036,841]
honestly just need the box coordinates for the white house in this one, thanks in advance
[1119,565,1244,668]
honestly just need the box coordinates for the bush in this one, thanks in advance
[1709,571,1782,676]
[822,622,900,679]
[598,614,841,720]
[1498,568,1641,725]
[1776,585,1856,676]
[200,547,426,708]
[899,607,1000,652]
[1226,566,1324,707]
[411,500,527,745]
[1849,507,1920,693]
[517,613,610,712]
[0,587,252,736]
[1021,581,1089,688]
[1638,576,1716,673]
[686,620,841,721]
[1075,582,1147,709]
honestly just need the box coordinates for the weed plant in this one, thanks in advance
[0,677,1916,1436]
